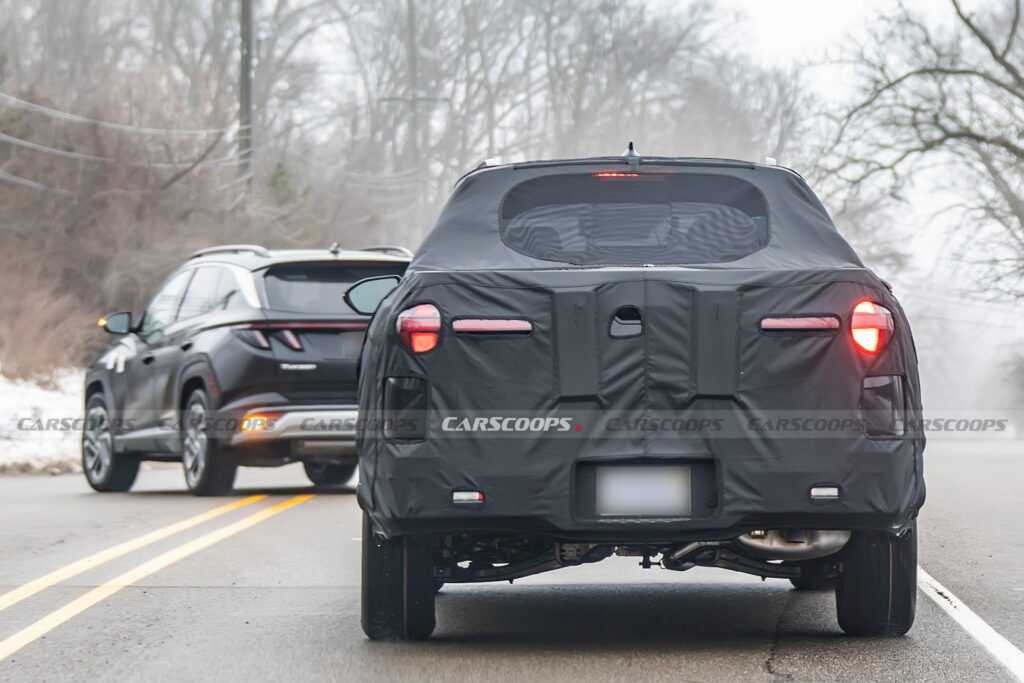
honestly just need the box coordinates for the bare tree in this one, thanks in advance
[829,0,1024,295]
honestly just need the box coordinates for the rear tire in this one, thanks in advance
[836,522,917,636]
[303,462,356,486]
[82,394,139,492]
[181,389,237,496]
[361,512,436,641]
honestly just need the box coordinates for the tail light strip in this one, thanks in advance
[232,321,369,352]
[760,315,840,331]
[452,318,533,334]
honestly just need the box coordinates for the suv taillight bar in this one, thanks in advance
[234,322,369,330]
[452,318,533,334]
[760,316,840,331]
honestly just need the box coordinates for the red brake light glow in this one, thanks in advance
[396,303,441,353]
[452,318,533,334]
[850,300,894,353]
[593,171,641,178]
[760,316,840,331]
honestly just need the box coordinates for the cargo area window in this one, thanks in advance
[264,262,408,314]
[500,173,769,265]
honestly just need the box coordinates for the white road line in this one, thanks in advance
[919,566,1024,681]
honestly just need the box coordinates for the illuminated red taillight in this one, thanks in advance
[850,300,894,353]
[452,318,532,334]
[760,315,840,331]
[593,171,641,178]
[396,304,441,353]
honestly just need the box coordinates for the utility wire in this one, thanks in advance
[0,131,240,169]
[0,92,236,137]
[0,169,76,197]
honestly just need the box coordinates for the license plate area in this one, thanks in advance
[575,459,716,520]
[597,465,690,516]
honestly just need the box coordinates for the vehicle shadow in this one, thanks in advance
[428,581,823,649]
[121,484,356,496]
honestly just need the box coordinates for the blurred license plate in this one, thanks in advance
[596,465,691,517]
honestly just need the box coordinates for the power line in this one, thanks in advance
[0,131,240,169]
[0,92,234,137]
[0,169,76,197]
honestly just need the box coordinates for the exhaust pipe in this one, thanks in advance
[736,529,850,560]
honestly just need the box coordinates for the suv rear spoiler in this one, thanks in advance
[361,245,414,258]
[189,244,271,260]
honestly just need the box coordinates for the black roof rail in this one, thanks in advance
[361,245,414,258]
[188,244,271,260]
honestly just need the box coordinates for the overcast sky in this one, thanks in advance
[714,0,974,100]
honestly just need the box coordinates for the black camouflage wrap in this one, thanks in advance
[356,158,925,541]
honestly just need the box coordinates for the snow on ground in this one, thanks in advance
[0,371,83,474]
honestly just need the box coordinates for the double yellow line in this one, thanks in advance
[0,493,313,661]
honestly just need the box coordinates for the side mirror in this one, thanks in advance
[344,276,402,316]
[99,311,132,335]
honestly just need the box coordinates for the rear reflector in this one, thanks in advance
[850,300,894,353]
[452,318,532,334]
[809,486,840,501]
[396,303,441,353]
[760,316,840,331]
[452,491,485,504]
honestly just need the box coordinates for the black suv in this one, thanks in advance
[348,154,924,640]
[83,244,410,495]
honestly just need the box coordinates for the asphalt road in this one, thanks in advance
[1,440,1021,682]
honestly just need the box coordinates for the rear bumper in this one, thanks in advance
[227,405,359,458]
[359,442,925,541]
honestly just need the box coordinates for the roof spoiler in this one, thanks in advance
[189,244,271,260]
[361,245,414,258]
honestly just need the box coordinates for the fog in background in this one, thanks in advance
[0,0,1021,417]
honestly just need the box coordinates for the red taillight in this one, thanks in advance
[232,326,271,349]
[760,315,840,331]
[452,318,533,334]
[850,300,894,353]
[396,304,441,353]
[279,329,303,351]
[593,171,641,178]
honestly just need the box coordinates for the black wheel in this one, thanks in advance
[361,512,436,641]
[181,389,237,496]
[303,462,356,486]
[836,522,917,636]
[82,394,139,492]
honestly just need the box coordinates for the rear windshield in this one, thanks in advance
[263,262,407,314]
[500,173,768,265]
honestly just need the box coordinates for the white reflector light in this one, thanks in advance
[452,491,485,504]
[809,486,840,500]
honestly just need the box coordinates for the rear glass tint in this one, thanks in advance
[264,261,408,314]
[500,173,768,265]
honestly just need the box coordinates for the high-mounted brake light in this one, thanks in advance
[396,303,441,353]
[593,171,641,178]
[850,300,894,354]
